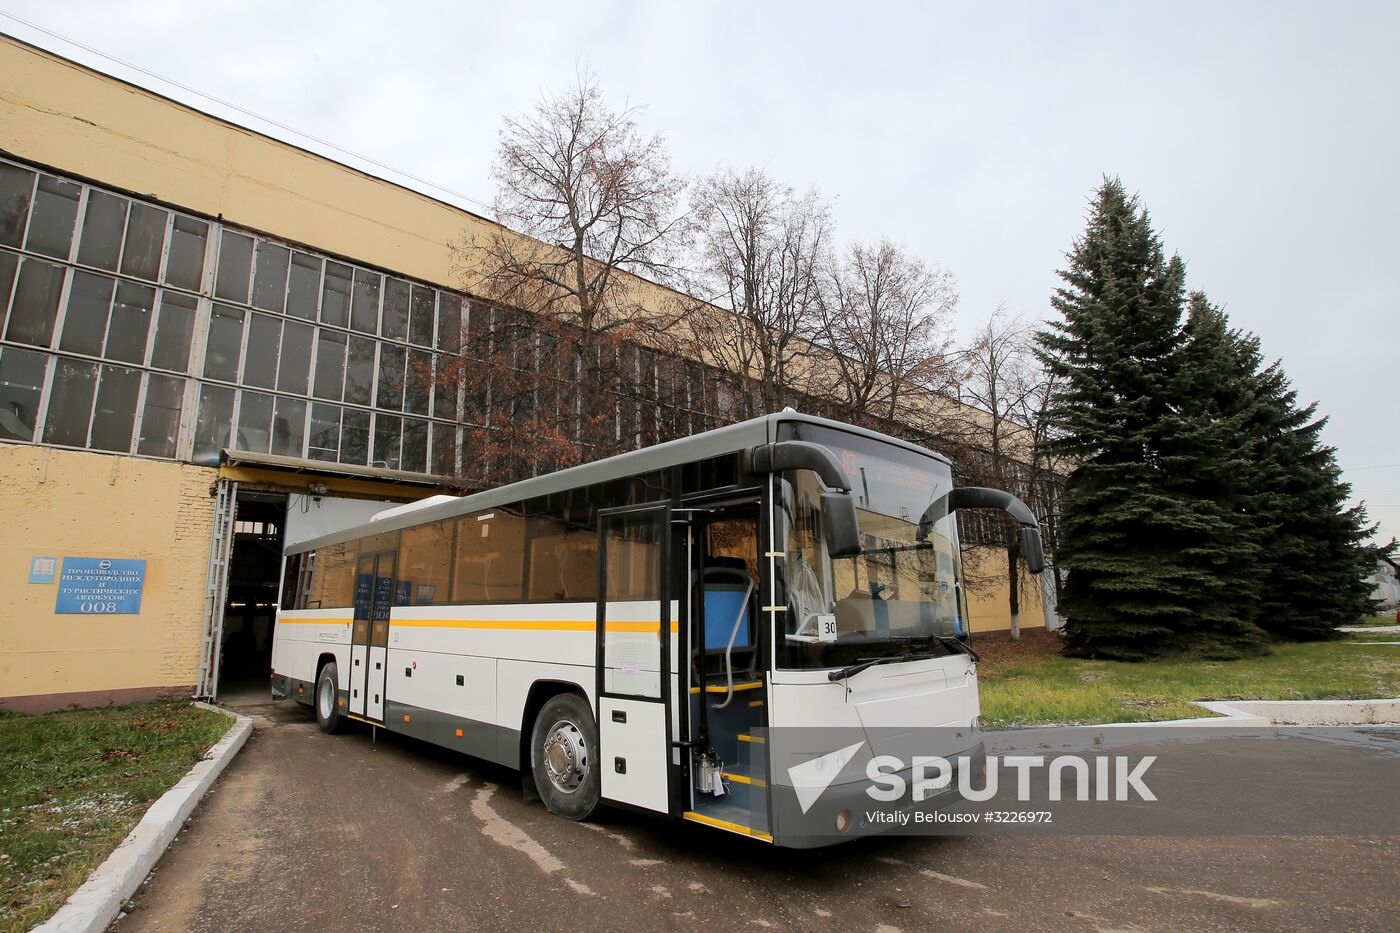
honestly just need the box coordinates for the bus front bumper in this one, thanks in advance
[772,741,987,848]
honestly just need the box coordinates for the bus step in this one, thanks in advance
[721,765,766,788]
[684,808,772,842]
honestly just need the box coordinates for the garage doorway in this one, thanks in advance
[216,491,287,699]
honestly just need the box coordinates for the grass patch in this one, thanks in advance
[1354,613,1399,627]
[978,631,1400,729]
[0,701,230,933]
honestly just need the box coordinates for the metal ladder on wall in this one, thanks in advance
[195,479,238,700]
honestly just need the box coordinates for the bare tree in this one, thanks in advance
[452,72,691,476]
[817,240,959,430]
[684,167,831,419]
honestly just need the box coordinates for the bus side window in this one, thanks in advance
[313,542,357,609]
[400,519,454,606]
[454,510,526,604]
[526,513,597,602]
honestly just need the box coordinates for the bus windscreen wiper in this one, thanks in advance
[827,651,941,682]
[934,635,980,663]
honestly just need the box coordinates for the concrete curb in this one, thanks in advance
[33,702,253,933]
[1197,697,1400,725]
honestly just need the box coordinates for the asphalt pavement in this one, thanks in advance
[113,688,1400,932]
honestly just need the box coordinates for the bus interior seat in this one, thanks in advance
[701,556,757,680]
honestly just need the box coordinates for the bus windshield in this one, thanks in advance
[776,425,965,670]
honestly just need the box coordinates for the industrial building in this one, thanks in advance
[0,34,1047,712]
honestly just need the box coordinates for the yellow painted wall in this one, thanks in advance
[0,447,216,707]
[0,37,483,294]
[963,547,1047,634]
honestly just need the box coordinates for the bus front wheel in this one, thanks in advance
[315,662,346,734]
[530,692,600,820]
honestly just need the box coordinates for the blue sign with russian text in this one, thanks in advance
[55,558,146,615]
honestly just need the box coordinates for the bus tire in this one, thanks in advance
[530,692,600,821]
[315,661,346,734]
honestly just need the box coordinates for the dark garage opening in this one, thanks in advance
[217,491,287,696]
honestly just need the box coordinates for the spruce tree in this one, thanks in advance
[1175,293,1266,635]
[1220,328,1393,638]
[1037,179,1269,660]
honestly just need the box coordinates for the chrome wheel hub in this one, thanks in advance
[542,719,588,794]
[317,676,333,719]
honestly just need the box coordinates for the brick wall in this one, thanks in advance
[0,445,217,709]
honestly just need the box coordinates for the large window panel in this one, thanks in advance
[243,313,282,389]
[382,278,409,341]
[7,258,65,347]
[59,270,114,357]
[76,190,128,272]
[344,335,376,406]
[321,261,351,327]
[351,270,381,334]
[431,421,455,476]
[42,358,98,447]
[271,396,306,457]
[0,346,46,441]
[89,364,142,452]
[405,349,431,416]
[286,251,321,320]
[437,293,462,352]
[277,319,313,394]
[26,175,81,260]
[341,408,370,465]
[165,215,208,291]
[409,285,435,346]
[150,292,197,372]
[433,354,458,421]
[120,203,168,281]
[252,242,290,312]
[0,251,16,336]
[106,281,155,364]
[214,230,253,303]
[204,303,246,382]
[235,389,274,453]
[376,342,405,410]
[401,417,428,473]
[0,163,35,249]
[373,413,401,469]
[136,373,184,458]
[192,383,235,464]
[307,402,341,461]
[312,329,347,400]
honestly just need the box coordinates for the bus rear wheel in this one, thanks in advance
[530,692,600,820]
[315,662,346,734]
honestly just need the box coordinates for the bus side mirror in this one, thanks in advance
[1021,526,1046,575]
[821,492,862,558]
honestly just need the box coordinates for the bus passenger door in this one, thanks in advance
[596,505,672,814]
[365,554,395,722]
[349,557,373,717]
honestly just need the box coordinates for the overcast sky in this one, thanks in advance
[3,1,1396,545]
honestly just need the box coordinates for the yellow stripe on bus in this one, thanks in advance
[277,617,352,625]
[389,619,679,633]
[682,810,772,842]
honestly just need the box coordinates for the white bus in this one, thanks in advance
[271,412,1044,847]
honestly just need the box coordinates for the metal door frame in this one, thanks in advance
[195,479,238,700]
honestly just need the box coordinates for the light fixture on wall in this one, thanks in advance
[308,482,329,502]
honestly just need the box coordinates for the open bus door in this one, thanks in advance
[596,504,672,813]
